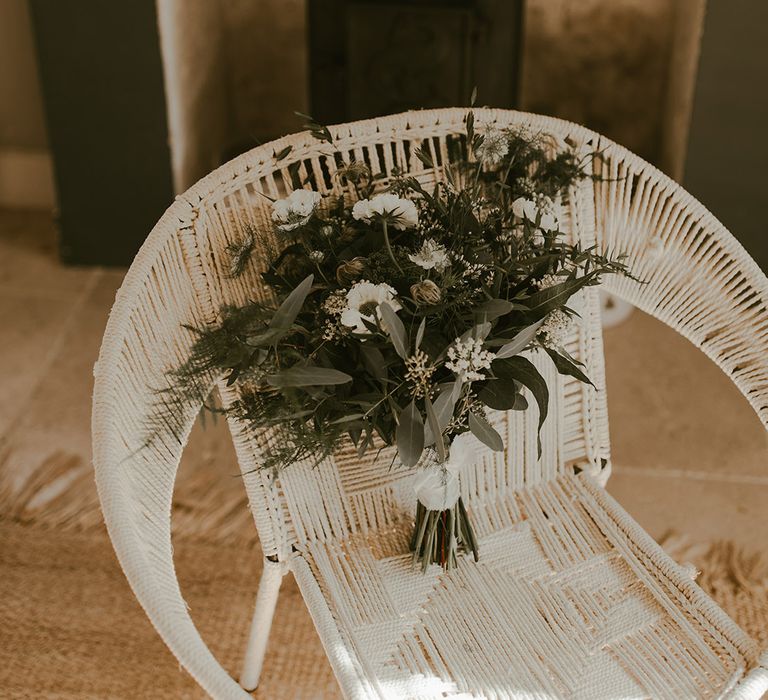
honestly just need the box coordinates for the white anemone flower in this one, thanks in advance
[340,280,402,335]
[272,189,322,231]
[408,238,450,271]
[511,195,559,232]
[352,193,419,230]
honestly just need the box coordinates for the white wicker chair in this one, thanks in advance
[92,109,768,699]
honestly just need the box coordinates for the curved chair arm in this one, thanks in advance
[92,199,251,699]
[592,137,768,430]
[729,651,768,699]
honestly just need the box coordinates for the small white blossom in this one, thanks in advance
[352,193,419,230]
[272,189,322,231]
[445,337,495,383]
[340,280,402,335]
[537,273,563,289]
[475,126,509,166]
[408,238,450,271]
[322,291,348,316]
[308,250,325,263]
[537,309,576,348]
[511,196,559,232]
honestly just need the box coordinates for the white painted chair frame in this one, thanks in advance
[93,109,768,699]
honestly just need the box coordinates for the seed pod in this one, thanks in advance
[335,256,366,285]
[410,279,441,305]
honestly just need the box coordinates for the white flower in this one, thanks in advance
[308,250,325,263]
[537,309,575,348]
[511,196,559,232]
[352,193,419,230]
[445,337,495,383]
[475,126,509,166]
[537,273,563,289]
[339,280,402,335]
[322,290,348,316]
[272,189,322,231]
[413,433,475,510]
[536,195,559,231]
[408,238,450,271]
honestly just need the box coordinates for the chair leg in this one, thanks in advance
[240,556,285,692]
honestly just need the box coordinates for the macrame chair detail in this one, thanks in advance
[92,109,768,699]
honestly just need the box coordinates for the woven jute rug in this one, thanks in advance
[1,455,766,699]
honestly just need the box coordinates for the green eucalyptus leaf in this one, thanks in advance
[396,400,425,467]
[491,355,549,454]
[415,317,426,350]
[478,378,524,410]
[477,299,528,322]
[544,347,595,386]
[274,145,293,161]
[359,344,387,381]
[266,365,352,388]
[423,387,457,446]
[424,395,446,462]
[330,413,365,424]
[521,277,591,320]
[269,274,314,336]
[379,302,408,359]
[468,411,504,452]
[495,320,545,359]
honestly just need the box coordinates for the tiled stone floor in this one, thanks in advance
[1,208,766,555]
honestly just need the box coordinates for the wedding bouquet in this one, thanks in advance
[158,109,631,570]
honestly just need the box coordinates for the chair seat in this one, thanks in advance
[293,472,756,699]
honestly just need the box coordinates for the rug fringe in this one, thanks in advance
[0,452,256,546]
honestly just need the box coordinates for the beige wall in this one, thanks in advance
[0,0,54,208]
[521,0,678,167]
[0,0,47,150]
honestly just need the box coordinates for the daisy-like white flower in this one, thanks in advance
[511,196,559,232]
[340,280,402,335]
[445,337,495,383]
[537,309,575,348]
[352,193,419,230]
[408,238,450,271]
[272,189,322,231]
[475,126,509,166]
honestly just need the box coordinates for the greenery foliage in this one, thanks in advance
[154,109,633,569]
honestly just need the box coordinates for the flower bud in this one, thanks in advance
[335,257,366,285]
[410,279,441,305]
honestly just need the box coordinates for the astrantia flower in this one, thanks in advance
[511,196,559,232]
[445,337,495,383]
[408,238,450,271]
[475,126,509,166]
[537,309,575,348]
[272,189,322,231]
[340,280,402,334]
[352,193,419,230]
